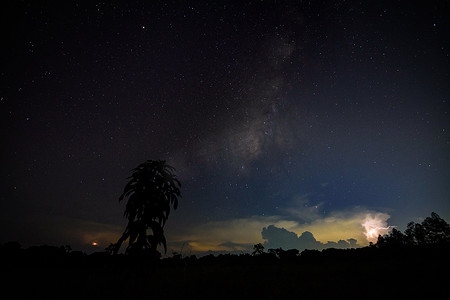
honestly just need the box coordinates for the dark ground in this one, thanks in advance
[2,244,449,299]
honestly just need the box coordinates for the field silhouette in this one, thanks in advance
[2,219,449,299]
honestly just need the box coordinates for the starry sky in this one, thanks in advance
[1,1,449,254]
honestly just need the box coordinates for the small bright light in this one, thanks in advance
[92,242,98,246]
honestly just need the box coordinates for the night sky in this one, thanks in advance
[1,1,449,254]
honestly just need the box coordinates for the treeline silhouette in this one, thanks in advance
[2,238,449,269]
[376,212,450,247]
[2,213,449,266]
[1,212,449,299]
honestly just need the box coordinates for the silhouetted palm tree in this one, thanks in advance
[112,160,181,256]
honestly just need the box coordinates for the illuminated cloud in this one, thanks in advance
[362,213,395,243]
[295,209,393,246]
[168,207,394,253]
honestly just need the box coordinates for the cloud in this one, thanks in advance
[279,197,393,244]
[262,225,322,250]
[361,213,396,243]
[262,225,359,251]
[167,207,393,253]
[295,208,393,246]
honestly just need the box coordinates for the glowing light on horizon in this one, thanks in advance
[92,242,98,246]
[362,214,395,243]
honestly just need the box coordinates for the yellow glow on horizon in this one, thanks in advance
[171,211,393,251]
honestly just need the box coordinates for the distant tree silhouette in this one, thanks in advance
[405,212,450,245]
[268,248,284,258]
[404,221,427,245]
[376,228,406,247]
[252,243,264,256]
[279,249,299,260]
[112,160,181,257]
[377,212,450,247]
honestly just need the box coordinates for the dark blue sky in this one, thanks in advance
[1,1,449,253]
